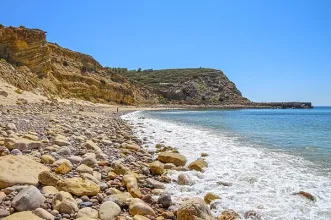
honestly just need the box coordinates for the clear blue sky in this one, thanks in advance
[1,0,330,105]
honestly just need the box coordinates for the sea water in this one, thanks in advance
[122,107,331,220]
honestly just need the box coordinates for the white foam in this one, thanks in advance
[122,111,331,220]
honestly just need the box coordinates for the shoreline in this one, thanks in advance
[123,110,331,219]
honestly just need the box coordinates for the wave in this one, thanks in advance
[122,111,331,220]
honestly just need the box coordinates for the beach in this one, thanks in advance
[123,109,331,220]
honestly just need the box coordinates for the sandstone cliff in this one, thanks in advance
[121,68,250,105]
[0,25,157,105]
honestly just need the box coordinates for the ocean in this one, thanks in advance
[122,107,331,220]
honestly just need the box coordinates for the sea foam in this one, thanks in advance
[122,111,331,220]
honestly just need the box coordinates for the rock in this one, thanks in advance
[42,186,59,195]
[77,164,94,174]
[123,174,142,198]
[54,135,70,146]
[4,138,41,151]
[188,158,208,172]
[38,171,61,186]
[56,177,100,196]
[177,198,213,220]
[34,208,55,220]
[10,149,22,155]
[158,193,172,208]
[146,178,164,189]
[219,210,239,220]
[129,198,156,217]
[0,155,49,189]
[107,171,117,180]
[216,181,232,187]
[12,185,46,211]
[164,163,176,169]
[67,155,82,164]
[0,209,10,218]
[149,161,164,175]
[41,154,56,164]
[158,152,187,167]
[3,211,42,220]
[53,158,73,167]
[55,162,73,174]
[23,133,39,141]
[0,191,6,202]
[293,191,315,201]
[201,153,209,157]
[244,211,261,220]
[133,215,150,220]
[85,140,102,154]
[81,157,98,167]
[126,143,140,151]
[52,191,79,214]
[99,201,121,220]
[112,160,132,175]
[0,90,8,97]
[104,192,133,207]
[178,173,192,185]
[204,192,220,204]
[56,146,71,156]
[77,207,98,219]
[6,123,17,131]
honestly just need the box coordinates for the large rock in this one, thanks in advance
[188,159,208,172]
[158,152,187,167]
[177,198,213,220]
[0,155,49,189]
[38,171,61,187]
[84,140,102,154]
[219,210,239,220]
[123,174,142,198]
[204,192,220,204]
[53,135,70,146]
[77,207,98,219]
[42,186,59,195]
[158,193,172,208]
[112,160,132,175]
[12,185,45,211]
[4,138,41,151]
[149,161,164,175]
[56,177,100,196]
[55,161,72,174]
[104,192,133,207]
[52,191,78,214]
[146,178,164,189]
[34,208,55,220]
[99,201,121,220]
[3,211,42,220]
[77,164,94,174]
[41,154,56,164]
[178,173,193,185]
[129,198,156,217]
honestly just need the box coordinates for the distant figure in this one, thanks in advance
[117,107,119,113]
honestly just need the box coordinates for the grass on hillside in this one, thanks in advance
[120,68,219,87]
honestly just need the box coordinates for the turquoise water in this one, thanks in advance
[144,107,331,171]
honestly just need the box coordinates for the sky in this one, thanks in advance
[1,0,330,105]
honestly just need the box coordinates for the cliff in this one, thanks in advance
[121,68,250,105]
[0,25,157,105]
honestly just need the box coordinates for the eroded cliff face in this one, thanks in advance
[121,68,250,105]
[0,25,156,105]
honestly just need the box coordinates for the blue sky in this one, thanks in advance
[1,0,330,105]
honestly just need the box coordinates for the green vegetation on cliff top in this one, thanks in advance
[119,68,221,87]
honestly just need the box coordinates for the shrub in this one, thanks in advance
[15,89,23,94]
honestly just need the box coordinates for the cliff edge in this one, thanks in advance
[0,25,156,105]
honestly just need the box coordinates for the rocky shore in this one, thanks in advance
[0,100,229,220]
